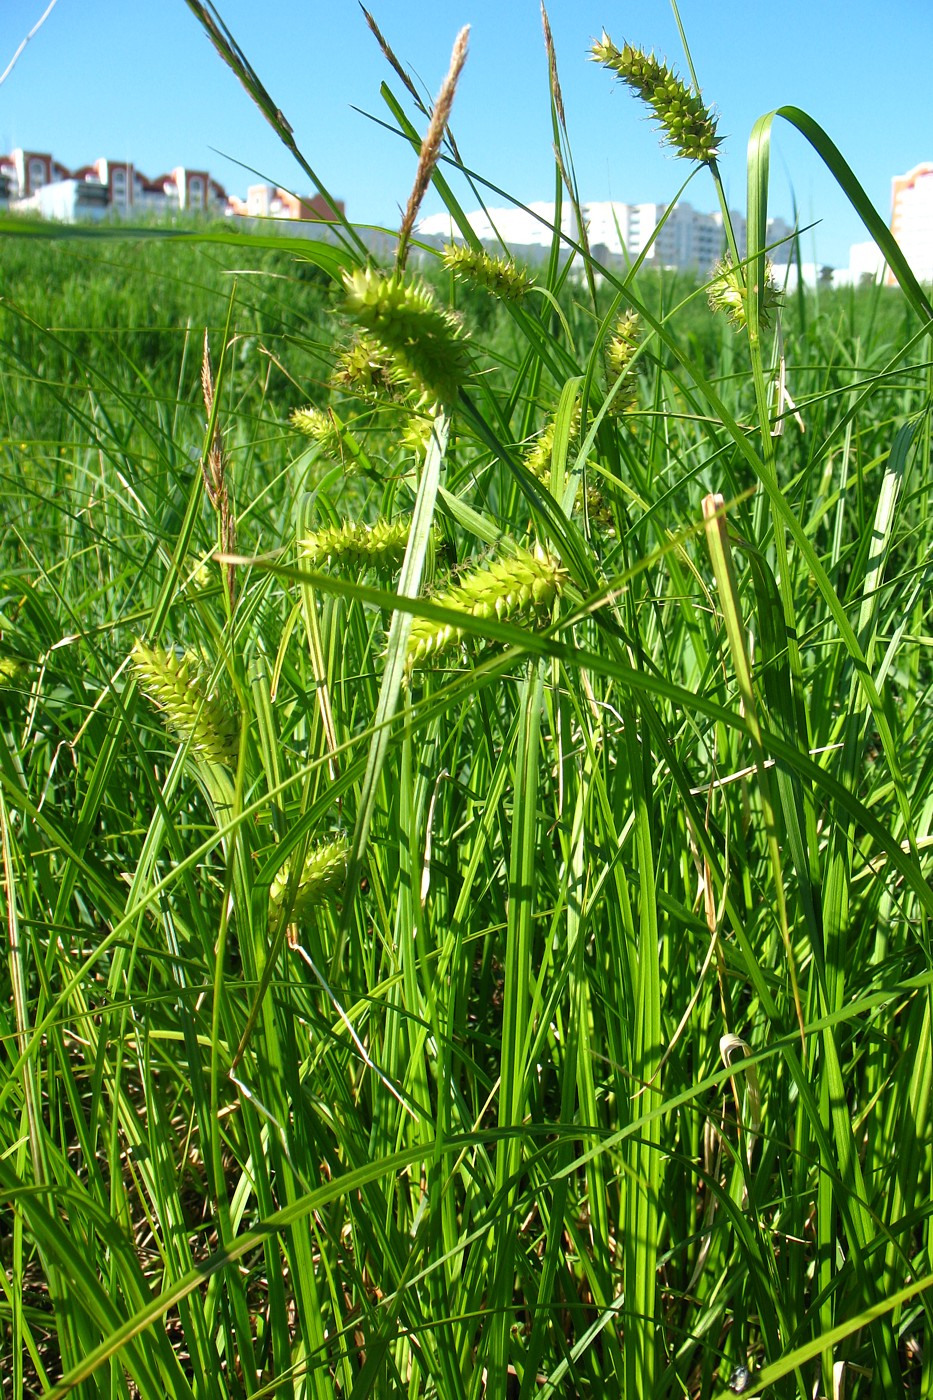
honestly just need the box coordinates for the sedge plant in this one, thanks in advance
[0,5,930,1400]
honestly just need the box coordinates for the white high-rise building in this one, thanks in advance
[418,200,792,273]
[888,163,933,284]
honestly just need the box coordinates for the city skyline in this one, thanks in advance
[5,137,922,287]
[0,141,798,278]
[2,1,931,270]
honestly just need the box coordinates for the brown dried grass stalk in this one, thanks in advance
[540,5,565,131]
[360,6,424,113]
[395,25,469,274]
[201,331,236,608]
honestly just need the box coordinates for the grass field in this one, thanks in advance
[0,8,932,1398]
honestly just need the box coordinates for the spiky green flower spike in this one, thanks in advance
[302,519,412,572]
[331,333,409,399]
[290,406,344,457]
[604,309,642,415]
[0,657,25,688]
[405,545,566,676]
[270,836,349,920]
[523,405,582,485]
[591,33,719,164]
[708,254,783,331]
[442,244,536,302]
[343,267,471,406]
[131,641,238,767]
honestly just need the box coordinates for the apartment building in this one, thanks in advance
[91,159,226,214]
[0,147,347,229]
[582,200,793,269]
[888,163,933,284]
[419,199,792,273]
[0,147,228,221]
[228,184,344,222]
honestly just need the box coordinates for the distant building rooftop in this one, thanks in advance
[0,147,346,228]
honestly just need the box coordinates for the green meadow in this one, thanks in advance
[0,8,931,1398]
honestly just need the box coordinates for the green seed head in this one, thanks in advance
[591,33,719,164]
[442,243,535,302]
[291,406,344,458]
[585,483,615,531]
[0,657,25,687]
[708,255,782,331]
[131,641,238,767]
[400,407,436,459]
[270,836,349,919]
[343,267,471,405]
[405,545,566,675]
[523,403,584,486]
[331,333,409,398]
[523,405,612,528]
[184,556,214,593]
[524,416,561,486]
[302,519,412,572]
[604,309,641,415]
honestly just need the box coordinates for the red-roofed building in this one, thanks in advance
[0,147,336,225]
[229,184,344,222]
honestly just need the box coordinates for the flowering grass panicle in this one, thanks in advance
[442,243,536,302]
[269,836,349,919]
[395,25,469,273]
[591,33,719,164]
[708,254,783,330]
[343,267,471,405]
[405,545,566,675]
[200,332,236,607]
[131,641,238,767]
[302,519,412,572]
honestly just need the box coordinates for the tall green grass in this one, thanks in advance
[0,5,931,1398]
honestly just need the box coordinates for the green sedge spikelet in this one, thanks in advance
[523,405,582,485]
[291,405,370,472]
[131,641,237,767]
[0,657,25,687]
[331,333,409,398]
[605,309,641,380]
[523,416,561,485]
[291,405,344,456]
[585,480,615,532]
[591,34,719,164]
[522,408,611,528]
[181,555,214,594]
[302,519,412,572]
[269,836,349,919]
[343,267,470,405]
[604,309,641,414]
[400,408,435,459]
[708,254,782,331]
[405,545,565,675]
[442,243,535,301]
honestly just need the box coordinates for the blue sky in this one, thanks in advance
[2,0,931,267]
